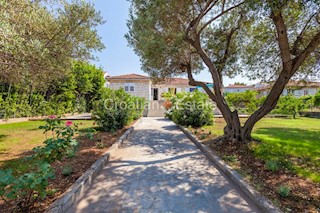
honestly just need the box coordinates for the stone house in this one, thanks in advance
[106,73,199,101]
[107,74,152,100]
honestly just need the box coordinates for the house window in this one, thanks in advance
[124,83,135,92]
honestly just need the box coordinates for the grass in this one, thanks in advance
[203,117,320,182]
[0,120,95,173]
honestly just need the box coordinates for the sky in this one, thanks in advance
[92,0,256,86]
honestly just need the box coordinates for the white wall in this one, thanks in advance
[224,88,250,93]
[109,82,151,101]
[283,88,318,97]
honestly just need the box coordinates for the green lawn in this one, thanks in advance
[0,120,95,173]
[203,117,320,182]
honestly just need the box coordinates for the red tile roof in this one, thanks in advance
[107,73,211,86]
[163,78,190,85]
[286,80,320,88]
[108,73,150,80]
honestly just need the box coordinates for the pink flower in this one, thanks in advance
[48,115,56,119]
[66,121,73,127]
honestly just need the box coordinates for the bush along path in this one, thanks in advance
[0,116,94,212]
[0,117,131,212]
[0,87,145,212]
[68,117,261,213]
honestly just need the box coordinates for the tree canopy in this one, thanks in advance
[0,0,105,89]
[127,0,320,142]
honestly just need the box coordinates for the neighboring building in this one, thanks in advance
[255,80,320,97]
[106,73,209,101]
[223,84,254,93]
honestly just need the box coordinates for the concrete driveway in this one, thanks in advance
[68,117,261,213]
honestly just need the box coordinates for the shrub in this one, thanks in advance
[92,88,145,132]
[0,117,94,210]
[225,90,259,113]
[0,162,54,210]
[96,141,106,149]
[265,160,279,172]
[272,95,305,118]
[299,95,314,110]
[62,166,73,176]
[165,90,214,127]
[34,118,79,163]
[278,185,290,198]
[314,90,320,107]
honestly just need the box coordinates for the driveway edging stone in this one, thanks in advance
[178,124,282,213]
[46,118,142,213]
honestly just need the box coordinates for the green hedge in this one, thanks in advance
[164,90,214,127]
[92,88,145,132]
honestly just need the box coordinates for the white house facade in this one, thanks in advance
[106,74,202,101]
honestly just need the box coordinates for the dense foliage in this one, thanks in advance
[0,117,94,210]
[272,95,305,118]
[92,88,145,132]
[0,0,105,120]
[164,90,214,127]
[127,0,320,142]
[225,91,259,113]
[314,90,320,107]
[0,61,105,119]
[225,91,319,118]
[0,0,104,89]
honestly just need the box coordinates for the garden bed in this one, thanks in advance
[0,122,130,212]
[190,117,320,213]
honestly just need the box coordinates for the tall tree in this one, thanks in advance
[0,0,105,90]
[126,0,320,142]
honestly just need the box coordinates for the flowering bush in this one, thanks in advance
[0,116,94,210]
[34,117,79,163]
[165,90,214,127]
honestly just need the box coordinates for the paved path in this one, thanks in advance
[69,118,261,213]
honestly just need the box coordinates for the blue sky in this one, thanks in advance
[92,0,255,86]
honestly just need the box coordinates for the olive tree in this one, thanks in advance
[0,0,105,90]
[126,0,320,142]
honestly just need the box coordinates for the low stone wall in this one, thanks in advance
[178,125,282,213]
[299,111,320,118]
[46,118,141,213]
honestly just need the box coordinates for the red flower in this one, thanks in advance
[66,121,73,127]
[48,115,56,119]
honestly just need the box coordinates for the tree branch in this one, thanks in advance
[271,8,293,71]
[217,13,243,73]
[185,63,216,102]
[198,1,245,34]
[187,0,218,35]
[291,11,318,56]
[292,30,320,72]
